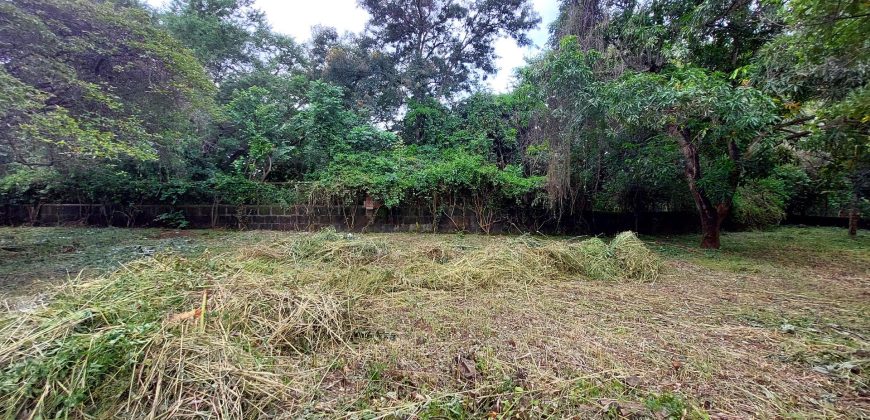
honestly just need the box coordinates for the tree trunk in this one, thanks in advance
[699,212,720,249]
[669,125,736,249]
[849,199,859,237]
[699,203,731,249]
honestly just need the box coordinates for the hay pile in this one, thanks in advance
[241,228,556,290]
[125,333,301,417]
[430,244,558,288]
[241,228,661,289]
[245,228,389,267]
[609,231,662,282]
[539,232,661,282]
[0,254,357,418]
[0,229,661,418]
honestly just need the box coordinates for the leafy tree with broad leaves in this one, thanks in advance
[753,0,869,236]
[451,92,539,170]
[306,26,404,124]
[519,39,619,215]
[401,98,457,147]
[358,0,540,101]
[222,86,293,181]
[523,35,779,247]
[603,66,777,248]
[291,81,361,176]
[162,0,304,83]
[219,79,394,181]
[0,0,215,178]
[551,0,783,74]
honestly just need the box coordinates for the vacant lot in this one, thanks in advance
[0,226,867,418]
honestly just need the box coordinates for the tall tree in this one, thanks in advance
[604,67,777,248]
[537,1,792,246]
[524,35,786,247]
[306,27,403,123]
[754,0,869,236]
[0,0,214,176]
[221,86,294,181]
[550,0,783,74]
[161,0,273,82]
[359,0,540,101]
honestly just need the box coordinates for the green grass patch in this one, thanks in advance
[651,226,870,276]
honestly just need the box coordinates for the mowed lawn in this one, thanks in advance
[0,226,867,418]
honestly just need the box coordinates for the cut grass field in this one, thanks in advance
[0,226,867,418]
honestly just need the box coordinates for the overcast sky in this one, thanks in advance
[145,0,560,92]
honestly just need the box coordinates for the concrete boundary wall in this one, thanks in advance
[0,203,709,234]
[0,204,863,234]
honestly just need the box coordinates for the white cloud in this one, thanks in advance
[144,0,369,41]
[144,0,560,92]
[253,0,369,42]
[486,37,531,93]
[486,0,560,92]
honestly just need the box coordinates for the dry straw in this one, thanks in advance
[0,228,661,418]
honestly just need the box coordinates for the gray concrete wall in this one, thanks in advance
[3,204,862,234]
[0,203,486,232]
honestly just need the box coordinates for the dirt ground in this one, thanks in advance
[0,226,867,418]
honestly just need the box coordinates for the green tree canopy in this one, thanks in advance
[359,0,540,101]
[0,0,215,175]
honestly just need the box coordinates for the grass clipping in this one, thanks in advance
[0,256,356,418]
[540,232,660,282]
[0,229,660,418]
[608,231,662,282]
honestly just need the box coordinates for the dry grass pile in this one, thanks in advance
[125,333,301,418]
[215,283,356,354]
[541,238,619,280]
[0,251,359,418]
[0,228,663,418]
[540,233,662,282]
[242,229,662,289]
[123,283,355,418]
[608,231,663,282]
[427,243,559,288]
[245,228,389,267]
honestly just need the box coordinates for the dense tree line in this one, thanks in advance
[0,0,867,247]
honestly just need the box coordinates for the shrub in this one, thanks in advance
[733,177,789,229]
[153,210,190,229]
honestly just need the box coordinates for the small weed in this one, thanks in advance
[364,360,389,397]
[569,379,607,403]
[645,392,689,418]
[419,396,470,419]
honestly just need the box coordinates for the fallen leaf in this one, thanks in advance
[623,375,642,388]
[619,401,647,417]
[456,355,479,381]
[168,308,202,323]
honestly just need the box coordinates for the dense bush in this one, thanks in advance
[733,178,789,230]
[315,146,545,209]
